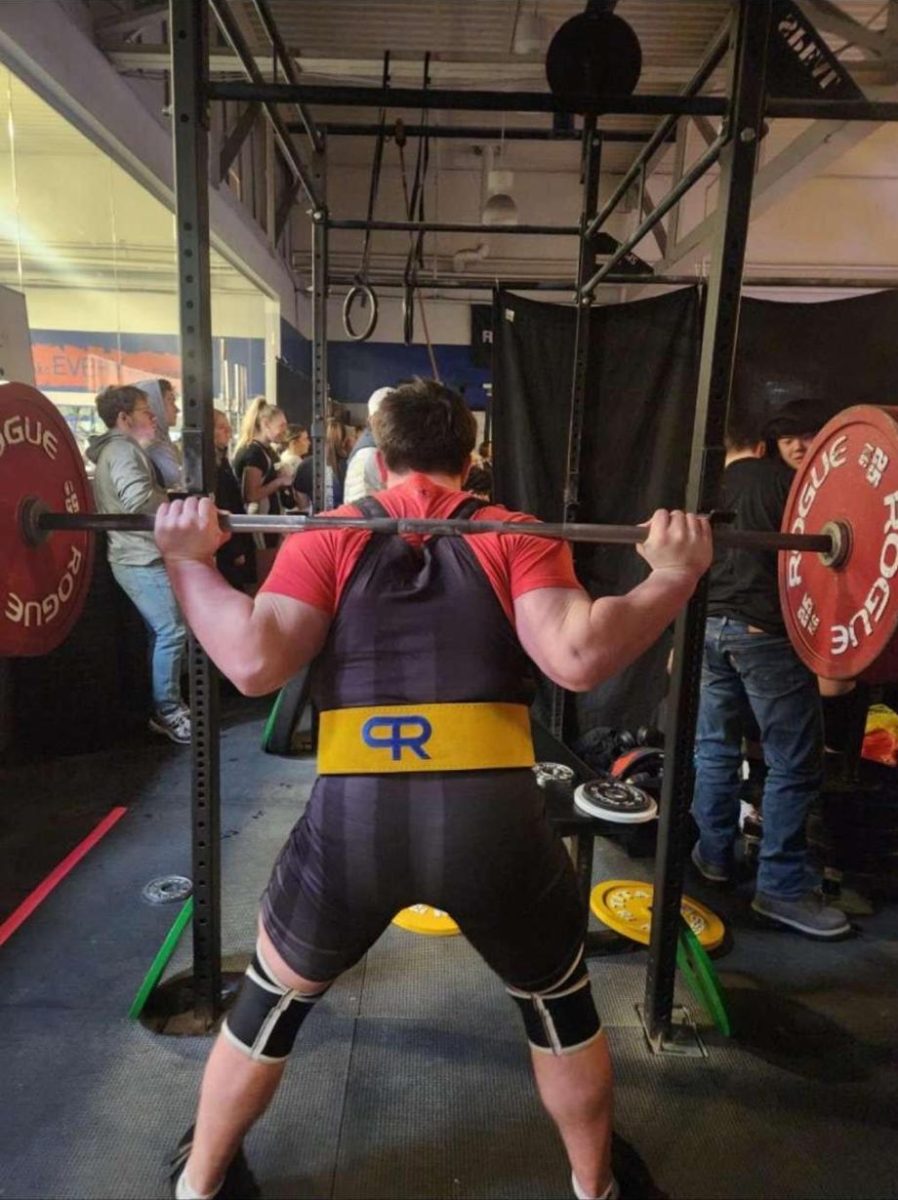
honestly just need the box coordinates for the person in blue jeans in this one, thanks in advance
[86,385,190,745]
[692,409,848,938]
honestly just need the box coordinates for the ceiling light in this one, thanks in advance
[482,193,518,226]
[482,167,518,226]
[512,4,543,55]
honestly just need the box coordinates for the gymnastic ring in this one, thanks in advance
[342,282,379,341]
[402,282,415,345]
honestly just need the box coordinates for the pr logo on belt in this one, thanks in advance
[361,715,433,761]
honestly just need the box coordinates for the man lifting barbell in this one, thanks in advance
[155,379,712,1200]
[1,380,892,1195]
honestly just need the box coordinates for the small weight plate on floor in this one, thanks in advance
[574,780,658,824]
[533,761,576,787]
[589,880,726,951]
[392,904,460,937]
[142,875,193,904]
[0,382,95,656]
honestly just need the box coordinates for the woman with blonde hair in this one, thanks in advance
[233,396,292,557]
[212,409,255,589]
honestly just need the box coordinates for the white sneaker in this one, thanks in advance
[149,708,191,745]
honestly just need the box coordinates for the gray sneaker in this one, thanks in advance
[149,708,191,745]
[691,842,730,884]
[752,890,851,939]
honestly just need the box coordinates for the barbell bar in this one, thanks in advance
[27,503,837,555]
[3,382,898,684]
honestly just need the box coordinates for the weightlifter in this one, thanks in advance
[155,378,712,1200]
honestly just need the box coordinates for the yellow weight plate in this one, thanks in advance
[589,879,725,951]
[392,904,461,937]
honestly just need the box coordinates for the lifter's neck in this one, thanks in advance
[384,468,466,491]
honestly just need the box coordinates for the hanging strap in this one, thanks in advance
[342,53,390,342]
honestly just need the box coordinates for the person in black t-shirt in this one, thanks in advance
[692,412,849,940]
[233,397,294,550]
[213,409,255,590]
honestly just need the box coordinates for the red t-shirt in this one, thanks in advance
[261,473,580,624]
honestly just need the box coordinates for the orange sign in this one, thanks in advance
[32,343,182,392]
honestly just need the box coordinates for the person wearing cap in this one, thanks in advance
[344,385,393,503]
[690,407,850,940]
[765,398,823,472]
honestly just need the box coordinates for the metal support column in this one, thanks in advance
[550,119,602,738]
[565,121,602,526]
[641,0,772,1053]
[170,0,221,1027]
[310,148,328,514]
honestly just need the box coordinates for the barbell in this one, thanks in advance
[1,382,897,684]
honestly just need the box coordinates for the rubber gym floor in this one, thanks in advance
[2,698,897,1200]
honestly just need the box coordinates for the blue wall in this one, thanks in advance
[279,319,489,411]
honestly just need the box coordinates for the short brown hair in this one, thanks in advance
[95,385,148,429]
[371,378,477,476]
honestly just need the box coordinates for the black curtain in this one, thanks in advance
[492,291,575,523]
[492,285,898,738]
[734,289,898,427]
[575,289,702,732]
[492,287,701,733]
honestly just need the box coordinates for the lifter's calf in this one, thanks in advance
[532,1033,614,1200]
[182,925,332,1197]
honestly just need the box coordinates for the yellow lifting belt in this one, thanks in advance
[317,702,534,774]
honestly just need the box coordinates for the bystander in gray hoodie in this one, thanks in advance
[86,430,168,566]
[135,377,184,489]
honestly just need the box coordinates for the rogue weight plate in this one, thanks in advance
[533,762,576,787]
[574,780,658,824]
[0,383,94,656]
[590,880,725,950]
[779,406,898,682]
[392,904,460,937]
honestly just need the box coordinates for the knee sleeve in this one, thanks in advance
[506,949,602,1055]
[222,941,329,1063]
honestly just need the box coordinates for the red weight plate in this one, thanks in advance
[0,382,94,657]
[779,405,898,682]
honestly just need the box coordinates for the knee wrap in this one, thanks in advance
[507,949,602,1055]
[222,942,328,1063]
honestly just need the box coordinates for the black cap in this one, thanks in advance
[764,398,824,439]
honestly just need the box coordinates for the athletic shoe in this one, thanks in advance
[169,1125,261,1199]
[570,1135,668,1199]
[149,707,191,745]
[612,1134,669,1199]
[751,890,852,939]
[690,842,730,884]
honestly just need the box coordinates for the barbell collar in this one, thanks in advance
[34,509,835,554]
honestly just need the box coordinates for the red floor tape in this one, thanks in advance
[0,805,128,947]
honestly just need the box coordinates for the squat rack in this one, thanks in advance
[169,0,894,1050]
